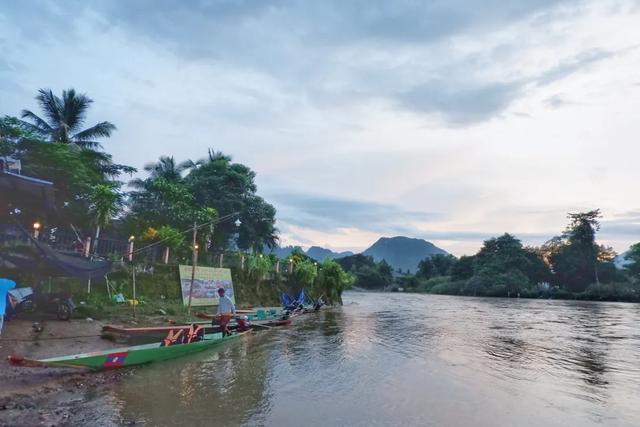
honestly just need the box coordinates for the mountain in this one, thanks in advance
[267,245,299,259]
[306,246,354,261]
[362,236,449,273]
[614,251,631,269]
[266,245,353,261]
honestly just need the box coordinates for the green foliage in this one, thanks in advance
[294,259,318,288]
[156,226,186,251]
[128,151,276,252]
[336,254,393,289]
[313,259,353,305]
[246,254,272,280]
[1,114,134,228]
[542,210,617,292]
[416,276,450,293]
[185,150,278,252]
[576,282,640,302]
[89,184,123,228]
[417,254,457,279]
[451,255,475,280]
[470,233,550,288]
[625,243,640,279]
[430,279,464,295]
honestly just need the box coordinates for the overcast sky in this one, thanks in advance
[1,0,639,255]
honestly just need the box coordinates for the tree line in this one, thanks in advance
[0,88,352,303]
[396,211,640,301]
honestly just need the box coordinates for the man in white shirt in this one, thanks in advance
[216,287,235,337]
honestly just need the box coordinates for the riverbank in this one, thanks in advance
[0,319,123,426]
[393,276,640,303]
[0,307,200,426]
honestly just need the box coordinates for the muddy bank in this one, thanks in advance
[0,319,142,426]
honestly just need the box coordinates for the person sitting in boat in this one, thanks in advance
[216,287,235,337]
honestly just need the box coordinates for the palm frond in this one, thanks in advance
[72,140,102,149]
[72,121,116,143]
[128,178,147,189]
[19,110,53,133]
[207,148,232,163]
[177,159,197,172]
[62,89,92,131]
[35,88,63,128]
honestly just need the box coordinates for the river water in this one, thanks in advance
[107,292,640,426]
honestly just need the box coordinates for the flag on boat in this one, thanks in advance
[103,352,128,368]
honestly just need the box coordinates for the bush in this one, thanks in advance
[416,276,449,293]
[576,282,640,302]
[430,280,463,295]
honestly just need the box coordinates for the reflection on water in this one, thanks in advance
[109,293,640,427]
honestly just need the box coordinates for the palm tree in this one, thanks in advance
[185,149,232,169]
[88,184,122,254]
[129,156,191,190]
[20,88,116,148]
[143,156,190,181]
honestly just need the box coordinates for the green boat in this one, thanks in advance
[8,330,250,371]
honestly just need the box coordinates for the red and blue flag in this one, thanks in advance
[103,351,128,368]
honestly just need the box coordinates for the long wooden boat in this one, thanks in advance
[8,330,250,371]
[101,318,290,344]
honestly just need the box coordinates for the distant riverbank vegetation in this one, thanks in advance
[0,88,351,305]
[392,211,640,302]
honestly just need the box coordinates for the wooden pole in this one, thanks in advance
[84,237,91,258]
[87,278,91,294]
[105,275,112,299]
[187,221,198,315]
[132,265,137,319]
[219,253,224,268]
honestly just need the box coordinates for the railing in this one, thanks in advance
[0,226,304,274]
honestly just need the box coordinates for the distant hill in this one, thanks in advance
[614,251,631,269]
[362,236,448,273]
[266,245,353,261]
[306,246,354,261]
[267,245,299,259]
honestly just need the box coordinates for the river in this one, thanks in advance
[106,292,640,426]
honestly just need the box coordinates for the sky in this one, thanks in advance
[1,0,639,256]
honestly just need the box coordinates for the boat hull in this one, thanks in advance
[8,330,250,371]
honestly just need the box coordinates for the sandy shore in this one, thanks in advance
[0,318,138,426]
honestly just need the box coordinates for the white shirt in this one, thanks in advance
[217,295,235,315]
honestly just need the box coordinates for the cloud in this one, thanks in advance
[544,94,571,108]
[268,192,439,234]
[1,0,639,257]
[534,49,615,87]
[397,80,522,125]
[1,1,623,127]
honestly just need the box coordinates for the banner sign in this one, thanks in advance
[178,265,235,306]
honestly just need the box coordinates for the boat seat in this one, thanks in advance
[185,324,205,343]
[161,329,184,347]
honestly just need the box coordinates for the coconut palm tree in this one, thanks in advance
[143,156,190,181]
[129,156,192,190]
[20,88,116,148]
